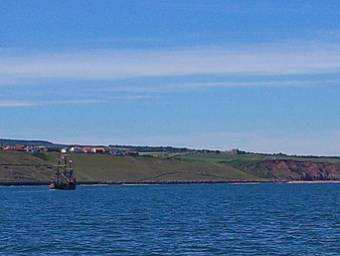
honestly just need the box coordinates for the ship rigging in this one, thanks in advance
[49,153,77,190]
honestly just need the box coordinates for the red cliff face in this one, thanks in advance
[262,160,340,181]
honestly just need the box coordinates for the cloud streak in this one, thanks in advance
[0,101,37,108]
[0,96,152,108]
[1,42,340,81]
[0,100,102,108]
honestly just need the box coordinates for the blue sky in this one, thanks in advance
[1,0,340,155]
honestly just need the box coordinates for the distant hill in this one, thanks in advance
[0,149,340,184]
[0,138,67,150]
[0,139,204,153]
[1,138,340,159]
[2,139,339,184]
[109,145,192,153]
[0,139,55,147]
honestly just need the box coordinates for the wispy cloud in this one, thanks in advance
[1,42,340,81]
[0,100,102,108]
[0,100,37,108]
[66,77,340,97]
[0,96,152,108]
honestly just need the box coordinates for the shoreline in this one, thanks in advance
[286,180,340,184]
[0,180,268,186]
[0,180,339,186]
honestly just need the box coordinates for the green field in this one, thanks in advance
[0,151,262,183]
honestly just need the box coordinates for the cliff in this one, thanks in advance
[262,160,340,181]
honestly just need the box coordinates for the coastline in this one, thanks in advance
[0,180,268,186]
[286,180,340,184]
[1,180,339,186]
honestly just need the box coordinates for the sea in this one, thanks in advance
[0,183,339,255]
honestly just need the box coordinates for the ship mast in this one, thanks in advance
[54,153,74,182]
[49,152,77,190]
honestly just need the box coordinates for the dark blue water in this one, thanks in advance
[0,184,339,255]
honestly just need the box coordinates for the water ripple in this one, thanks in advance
[0,184,339,255]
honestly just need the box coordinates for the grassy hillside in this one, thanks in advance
[71,153,262,182]
[172,151,340,163]
[0,152,262,184]
[0,152,53,182]
[1,151,340,184]
[172,152,340,180]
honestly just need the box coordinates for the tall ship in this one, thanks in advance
[49,153,77,190]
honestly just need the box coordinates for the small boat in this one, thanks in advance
[49,153,77,190]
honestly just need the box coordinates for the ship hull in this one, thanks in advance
[49,182,76,190]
